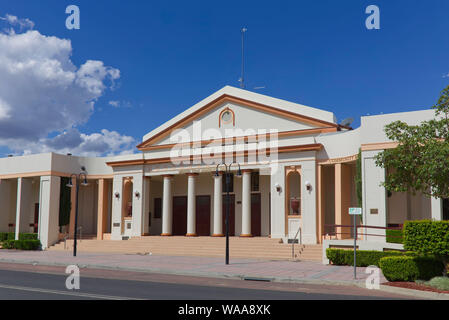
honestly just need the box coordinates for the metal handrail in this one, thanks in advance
[291,225,302,260]
[63,234,69,250]
[77,226,82,243]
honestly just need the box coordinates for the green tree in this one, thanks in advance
[375,85,449,198]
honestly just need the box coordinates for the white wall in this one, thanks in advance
[38,176,60,249]
[362,151,386,242]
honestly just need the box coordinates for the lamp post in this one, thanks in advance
[215,162,242,265]
[66,167,88,257]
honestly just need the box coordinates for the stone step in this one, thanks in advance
[49,238,323,261]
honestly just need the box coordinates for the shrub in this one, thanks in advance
[403,220,449,257]
[18,233,38,240]
[0,233,38,241]
[386,229,403,244]
[326,248,406,267]
[379,256,445,281]
[424,276,449,291]
[1,239,41,250]
[0,232,15,241]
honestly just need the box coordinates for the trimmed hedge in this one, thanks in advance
[403,220,449,257]
[379,256,445,281]
[326,248,407,267]
[0,233,38,241]
[1,239,41,250]
[386,229,403,244]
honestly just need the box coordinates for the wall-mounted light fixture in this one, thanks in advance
[114,192,120,199]
[134,190,140,198]
[305,181,312,192]
[275,183,282,193]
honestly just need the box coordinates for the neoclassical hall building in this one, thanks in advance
[0,86,446,249]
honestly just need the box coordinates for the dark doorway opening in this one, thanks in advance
[196,195,211,236]
[172,196,187,235]
[251,193,261,236]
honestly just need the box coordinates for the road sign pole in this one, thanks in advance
[354,213,356,279]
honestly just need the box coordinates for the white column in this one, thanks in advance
[39,176,61,249]
[111,176,123,240]
[15,177,33,239]
[131,174,145,237]
[15,177,23,240]
[431,197,442,221]
[186,173,198,236]
[241,170,252,237]
[161,175,173,236]
[212,173,223,236]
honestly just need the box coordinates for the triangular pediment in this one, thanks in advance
[137,87,341,150]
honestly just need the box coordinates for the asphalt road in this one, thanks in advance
[0,263,408,300]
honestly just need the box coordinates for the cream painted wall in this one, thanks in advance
[0,180,13,232]
[362,151,386,242]
[78,181,98,235]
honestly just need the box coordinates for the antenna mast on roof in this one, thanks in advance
[239,27,247,89]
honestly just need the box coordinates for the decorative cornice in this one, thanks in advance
[106,143,323,168]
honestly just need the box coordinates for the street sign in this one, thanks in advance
[348,207,362,280]
[349,207,362,215]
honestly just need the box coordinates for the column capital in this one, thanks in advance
[213,171,225,177]
[162,174,174,179]
[242,169,253,174]
[186,173,199,177]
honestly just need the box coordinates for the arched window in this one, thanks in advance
[287,169,301,216]
[219,107,235,127]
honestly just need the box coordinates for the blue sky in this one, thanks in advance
[0,0,448,156]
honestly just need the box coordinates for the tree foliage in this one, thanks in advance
[375,85,449,198]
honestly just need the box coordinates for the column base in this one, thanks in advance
[161,233,172,236]
[240,234,253,237]
[185,233,198,237]
[212,233,225,237]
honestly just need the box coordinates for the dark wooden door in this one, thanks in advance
[172,196,187,236]
[251,193,261,236]
[34,203,39,233]
[196,195,211,236]
[222,194,235,236]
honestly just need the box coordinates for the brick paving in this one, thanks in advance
[0,250,386,285]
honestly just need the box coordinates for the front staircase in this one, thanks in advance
[49,236,322,261]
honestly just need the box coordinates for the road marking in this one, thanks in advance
[0,283,141,300]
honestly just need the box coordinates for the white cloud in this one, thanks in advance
[108,100,132,108]
[16,129,136,157]
[0,14,34,31]
[0,16,136,156]
[443,73,449,78]
[109,100,120,107]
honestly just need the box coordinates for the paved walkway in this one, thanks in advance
[0,250,386,286]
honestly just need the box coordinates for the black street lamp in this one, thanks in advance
[66,166,88,257]
[215,162,241,265]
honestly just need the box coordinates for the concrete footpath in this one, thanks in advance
[0,250,447,300]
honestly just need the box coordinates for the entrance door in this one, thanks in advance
[172,196,187,236]
[196,195,211,236]
[443,199,449,220]
[251,193,261,236]
[34,203,39,233]
[222,194,235,236]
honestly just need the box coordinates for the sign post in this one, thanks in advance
[349,207,362,279]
